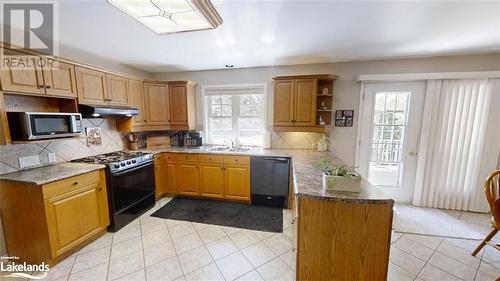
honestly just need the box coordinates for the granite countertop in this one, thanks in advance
[0,162,106,186]
[136,146,393,203]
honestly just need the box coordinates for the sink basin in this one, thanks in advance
[229,147,250,152]
[208,146,231,151]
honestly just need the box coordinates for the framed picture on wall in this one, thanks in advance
[335,110,354,127]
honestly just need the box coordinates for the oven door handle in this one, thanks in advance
[112,161,154,176]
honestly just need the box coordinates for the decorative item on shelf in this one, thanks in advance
[127,133,139,150]
[317,134,329,152]
[86,127,102,146]
[319,115,326,125]
[334,110,354,127]
[313,158,361,192]
[322,88,329,95]
[320,100,327,110]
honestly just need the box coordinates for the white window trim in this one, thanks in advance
[202,83,267,147]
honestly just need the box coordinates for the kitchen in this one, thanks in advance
[0,1,499,281]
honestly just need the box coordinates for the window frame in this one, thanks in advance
[202,83,267,147]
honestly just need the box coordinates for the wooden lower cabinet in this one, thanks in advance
[160,153,250,202]
[154,154,166,199]
[0,170,109,265]
[199,162,224,198]
[165,158,178,194]
[177,160,200,196]
[224,164,250,201]
[296,196,393,280]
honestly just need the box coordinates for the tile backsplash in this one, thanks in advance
[0,118,125,175]
[271,132,323,150]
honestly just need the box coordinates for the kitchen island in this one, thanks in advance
[139,146,394,280]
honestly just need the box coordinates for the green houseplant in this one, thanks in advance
[313,158,361,192]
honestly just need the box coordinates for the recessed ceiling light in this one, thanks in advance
[108,0,223,34]
[225,64,234,68]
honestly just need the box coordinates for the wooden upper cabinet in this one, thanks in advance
[168,84,188,126]
[273,75,336,131]
[294,79,317,126]
[128,79,146,125]
[144,82,170,126]
[43,61,77,98]
[75,67,108,106]
[273,79,295,126]
[106,74,129,106]
[0,50,45,95]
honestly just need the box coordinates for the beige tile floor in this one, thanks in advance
[12,197,499,281]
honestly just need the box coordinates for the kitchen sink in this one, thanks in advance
[208,146,231,151]
[229,147,250,152]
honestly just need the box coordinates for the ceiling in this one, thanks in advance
[55,0,500,73]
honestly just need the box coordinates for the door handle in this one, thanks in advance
[407,151,418,156]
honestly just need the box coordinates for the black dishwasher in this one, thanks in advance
[251,156,290,208]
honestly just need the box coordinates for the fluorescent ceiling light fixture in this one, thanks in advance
[108,0,222,34]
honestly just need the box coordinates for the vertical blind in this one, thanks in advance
[413,79,500,212]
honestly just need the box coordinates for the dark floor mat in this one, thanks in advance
[150,197,283,233]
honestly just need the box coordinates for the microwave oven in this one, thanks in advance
[7,112,83,141]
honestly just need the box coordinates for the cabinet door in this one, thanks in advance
[224,164,250,201]
[144,83,170,125]
[0,50,44,95]
[273,80,295,126]
[165,160,177,194]
[154,155,166,199]
[44,183,108,257]
[168,84,188,126]
[43,61,77,97]
[75,67,108,106]
[129,79,146,125]
[294,79,317,126]
[177,162,199,196]
[106,74,130,106]
[200,163,224,198]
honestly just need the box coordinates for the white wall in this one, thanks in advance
[153,53,500,165]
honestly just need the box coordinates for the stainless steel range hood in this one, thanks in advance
[78,104,139,118]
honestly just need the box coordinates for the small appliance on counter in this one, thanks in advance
[170,131,202,147]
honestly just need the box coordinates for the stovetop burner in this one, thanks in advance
[72,151,153,173]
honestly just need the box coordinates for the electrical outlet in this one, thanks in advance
[19,155,40,169]
[48,153,57,163]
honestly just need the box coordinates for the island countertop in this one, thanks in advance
[136,146,393,203]
[0,162,106,186]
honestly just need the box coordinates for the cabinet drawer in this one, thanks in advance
[223,155,250,165]
[199,154,223,164]
[164,153,177,162]
[177,153,199,162]
[42,171,101,199]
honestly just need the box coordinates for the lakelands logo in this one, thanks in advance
[1,256,50,279]
[1,1,58,70]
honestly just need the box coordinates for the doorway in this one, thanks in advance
[357,82,425,203]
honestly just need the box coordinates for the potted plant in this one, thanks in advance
[313,158,362,192]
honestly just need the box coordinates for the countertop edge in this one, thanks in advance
[0,164,106,186]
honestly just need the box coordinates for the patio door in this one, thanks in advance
[357,82,425,203]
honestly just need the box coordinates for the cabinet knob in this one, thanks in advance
[38,85,44,89]
[45,85,51,89]
[72,182,78,186]
[98,187,102,191]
